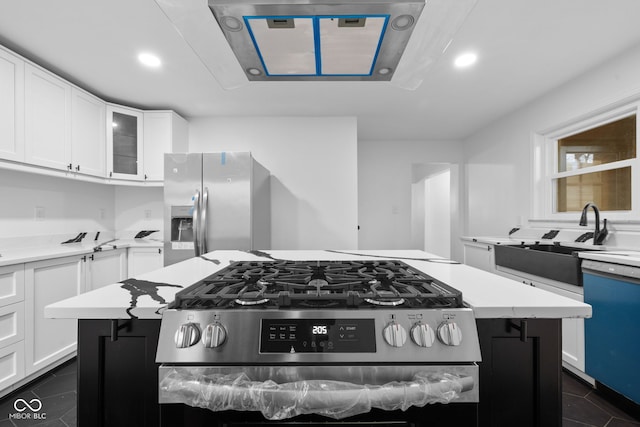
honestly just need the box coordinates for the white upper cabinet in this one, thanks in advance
[106,104,144,181]
[71,88,106,177]
[0,43,186,185]
[24,63,72,171]
[143,111,188,181]
[0,48,24,162]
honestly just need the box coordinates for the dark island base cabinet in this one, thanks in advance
[476,318,562,427]
[77,318,561,427]
[78,319,161,427]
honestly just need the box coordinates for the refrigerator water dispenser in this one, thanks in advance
[170,206,195,248]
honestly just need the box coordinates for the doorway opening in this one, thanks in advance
[411,163,457,259]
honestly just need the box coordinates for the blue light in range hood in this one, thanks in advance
[208,0,425,82]
[245,15,389,77]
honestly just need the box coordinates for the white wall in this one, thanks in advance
[188,116,358,250]
[424,169,451,258]
[114,186,164,238]
[463,43,640,237]
[358,139,464,260]
[0,169,114,239]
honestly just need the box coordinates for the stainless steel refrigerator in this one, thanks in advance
[163,152,270,266]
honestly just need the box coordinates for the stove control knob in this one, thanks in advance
[410,322,435,347]
[437,322,463,346]
[383,322,407,348]
[175,323,201,348]
[202,322,227,348]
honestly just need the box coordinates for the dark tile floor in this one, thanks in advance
[0,359,76,427]
[0,360,637,426]
[562,371,640,427]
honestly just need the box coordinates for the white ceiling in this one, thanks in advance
[2,0,640,141]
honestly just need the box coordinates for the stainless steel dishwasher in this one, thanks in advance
[582,259,640,406]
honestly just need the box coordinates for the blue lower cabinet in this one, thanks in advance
[583,271,640,405]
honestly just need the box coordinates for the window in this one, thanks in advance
[556,115,634,212]
[533,103,640,221]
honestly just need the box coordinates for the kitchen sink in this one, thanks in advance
[494,244,601,286]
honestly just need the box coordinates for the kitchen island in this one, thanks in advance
[46,249,591,427]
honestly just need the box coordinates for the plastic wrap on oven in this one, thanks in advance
[159,368,474,420]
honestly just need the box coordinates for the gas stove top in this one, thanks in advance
[169,259,463,310]
[157,259,480,365]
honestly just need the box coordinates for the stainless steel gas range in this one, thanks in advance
[156,259,482,426]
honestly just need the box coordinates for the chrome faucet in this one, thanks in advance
[579,202,608,245]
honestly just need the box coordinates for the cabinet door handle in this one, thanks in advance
[509,320,528,343]
[144,174,148,180]
[158,248,162,254]
[67,163,72,170]
[109,171,113,178]
[75,165,80,172]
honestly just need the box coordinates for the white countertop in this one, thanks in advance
[0,238,162,267]
[45,249,592,321]
[578,250,640,267]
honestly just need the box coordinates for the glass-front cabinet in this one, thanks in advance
[106,104,143,180]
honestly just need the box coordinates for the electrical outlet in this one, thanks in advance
[99,208,106,220]
[144,209,152,220]
[35,206,45,221]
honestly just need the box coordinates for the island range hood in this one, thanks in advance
[207,0,425,82]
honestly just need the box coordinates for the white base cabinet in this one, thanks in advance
[462,241,495,272]
[532,280,585,371]
[0,342,25,392]
[86,249,127,291]
[24,255,84,376]
[0,245,163,396]
[128,247,163,277]
[495,267,586,373]
[0,265,26,392]
[0,264,25,308]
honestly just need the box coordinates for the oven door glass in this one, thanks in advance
[159,365,478,421]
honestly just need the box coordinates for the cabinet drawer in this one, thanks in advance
[0,302,24,349]
[0,264,25,308]
[0,341,25,391]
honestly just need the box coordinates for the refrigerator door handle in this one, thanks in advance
[193,189,201,257]
[201,187,209,254]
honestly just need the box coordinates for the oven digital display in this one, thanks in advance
[260,319,376,353]
[311,325,328,335]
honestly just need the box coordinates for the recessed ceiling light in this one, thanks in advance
[454,52,477,68]
[138,52,162,68]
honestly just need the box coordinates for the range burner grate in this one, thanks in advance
[169,260,463,310]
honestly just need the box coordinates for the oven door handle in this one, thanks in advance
[160,369,475,420]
